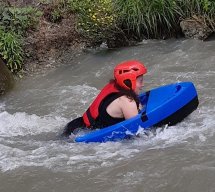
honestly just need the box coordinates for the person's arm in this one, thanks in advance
[119,96,139,119]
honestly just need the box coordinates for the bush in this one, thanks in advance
[41,0,68,23]
[0,5,42,73]
[178,0,215,16]
[68,0,116,44]
[0,6,42,35]
[115,0,215,39]
[0,28,23,73]
[115,0,183,39]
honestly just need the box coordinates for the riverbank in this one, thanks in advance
[1,0,215,78]
[1,0,89,78]
[22,14,86,76]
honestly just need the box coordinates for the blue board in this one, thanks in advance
[75,82,199,143]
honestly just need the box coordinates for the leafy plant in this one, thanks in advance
[0,28,23,73]
[68,0,116,43]
[0,6,42,35]
[49,9,62,22]
[41,0,69,23]
[0,5,42,73]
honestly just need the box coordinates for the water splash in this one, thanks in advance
[0,104,213,173]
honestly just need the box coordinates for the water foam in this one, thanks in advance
[0,105,214,173]
[133,106,215,149]
[0,111,66,137]
[0,76,214,173]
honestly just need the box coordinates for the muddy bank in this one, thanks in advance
[23,14,87,76]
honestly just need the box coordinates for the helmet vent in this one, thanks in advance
[132,68,138,71]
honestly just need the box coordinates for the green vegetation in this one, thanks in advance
[0,4,42,73]
[115,0,181,38]
[40,0,68,23]
[0,28,23,72]
[68,0,116,43]
[1,0,215,73]
[0,6,42,34]
[178,0,215,30]
[115,0,215,38]
[68,0,215,41]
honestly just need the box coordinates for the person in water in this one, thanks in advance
[61,60,147,137]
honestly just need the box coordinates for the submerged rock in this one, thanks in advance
[0,58,14,95]
[180,15,213,40]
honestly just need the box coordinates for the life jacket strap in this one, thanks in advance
[83,108,97,128]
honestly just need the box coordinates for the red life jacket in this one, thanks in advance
[83,82,120,127]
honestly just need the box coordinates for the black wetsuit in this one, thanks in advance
[61,93,125,137]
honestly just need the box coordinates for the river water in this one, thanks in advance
[0,38,215,192]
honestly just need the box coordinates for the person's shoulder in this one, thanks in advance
[118,95,136,104]
[118,95,138,119]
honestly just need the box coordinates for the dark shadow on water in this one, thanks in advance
[204,32,215,41]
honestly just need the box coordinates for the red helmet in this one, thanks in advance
[114,60,147,90]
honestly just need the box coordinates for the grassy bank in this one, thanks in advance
[74,0,215,41]
[1,0,215,74]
